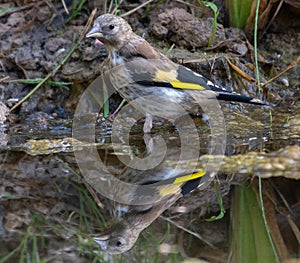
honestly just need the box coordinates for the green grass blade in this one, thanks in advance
[226,0,253,28]
[206,181,225,221]
[231,184,277,263]
[199,1,219,47]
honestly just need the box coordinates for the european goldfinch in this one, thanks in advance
[86,14,264,133]
[86,13,265,254]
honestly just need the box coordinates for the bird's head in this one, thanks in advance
[86,14,133,50]
[93,221,139,254]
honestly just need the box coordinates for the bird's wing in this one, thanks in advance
[133,63,265,105]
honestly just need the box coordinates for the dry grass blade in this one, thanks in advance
[84,182,105,209]
[175,0,202,9]
[263,0,284,35]
[262,55,300,87]
[160,215,216,249]
[225,57,257,83]
[287,215,300,245]
[0,76,9,83]
[61,0,70,15]
[121,0,155,17]
[0,4,34,18]
[79,8,98,41]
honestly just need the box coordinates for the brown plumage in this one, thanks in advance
[86,14,265,132]
[86,14,265,254]
[86,15,164,60]
[94,194,181,254]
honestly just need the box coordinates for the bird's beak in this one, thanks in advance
[86,24,102,38]
[93,235,109,250]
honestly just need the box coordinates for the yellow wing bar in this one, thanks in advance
[173,171,206,185]
[170,81,205,90]
[157,170,207,197]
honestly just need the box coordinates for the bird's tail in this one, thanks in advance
[216,92,265,105]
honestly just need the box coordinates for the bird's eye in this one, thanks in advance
[116,240,122,247]
[109,24,115,30]
[113,238,125,248]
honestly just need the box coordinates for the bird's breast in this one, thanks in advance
[109,50,125,66]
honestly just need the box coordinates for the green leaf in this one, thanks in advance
[231,184,278,263]
[226,0,253,28]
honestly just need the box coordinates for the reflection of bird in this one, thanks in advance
[86,14,265,254]
[94,193,181,255]
[91,133,216,254]
[86,14,265,133]
[93,169,216,255]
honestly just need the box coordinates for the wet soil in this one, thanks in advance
[0,0,299,262]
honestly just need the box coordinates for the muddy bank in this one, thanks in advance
[0,0,299,262]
